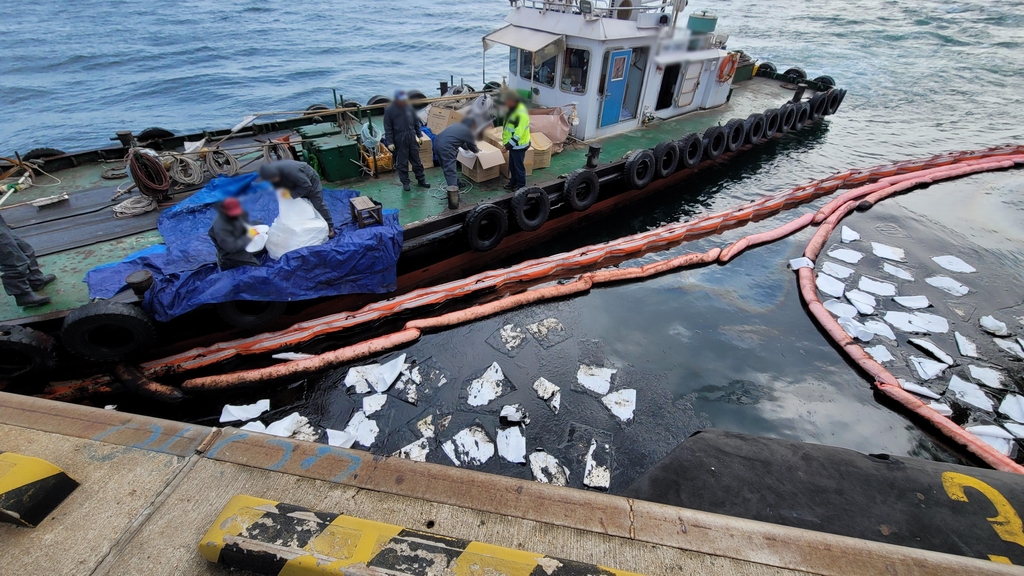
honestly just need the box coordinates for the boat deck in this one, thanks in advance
[0,77,797,324]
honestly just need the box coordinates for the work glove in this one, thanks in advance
[387,144,395,152]
[417,136,424,145]
[247,226,259,238]
[504,143,513,152]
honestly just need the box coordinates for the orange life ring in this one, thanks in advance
[718,53,739,83]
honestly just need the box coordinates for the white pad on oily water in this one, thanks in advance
[392,438,429,462]
[884,311,949,334]
[871,242,906,262]
[219,399,270,423]
[841,226,860,243]
[822,261,855,279]
[442,425,495,467]
[864,345,894,363]
[845,289,877,315]
[362,393,387,416]
[932,255,976,273]
[908,338,954,365]
[893,295,930,309]
[602,388,637,422]
[496,426,527,464]
[994,338,1024,360]
[968,365,1005,389]
[954,332,979,358]
[863,320,896,340]
[529,450,569,486]
[577,365,616,395]
[325,428,357,449]
[788,257,814,270]
[343,410,380,447]
[980,315,1009,336]
[827,247,864,264]
[883,262,915,281]
[909,356,948,380]
[815,273,846,298]
[858,276,897,296]
[839,317,874,342]
[927,402,953,417]
[467,362,507,406]
[947,374,993,412]
[999,393,1024,424]
[966,425,1015,456]
[823,299,859,318]
[926,276,969,296]
[898,378,941,400]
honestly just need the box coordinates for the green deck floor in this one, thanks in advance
[0,78,794,324]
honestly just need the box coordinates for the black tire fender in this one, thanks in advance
[779,103,797,133]
[511,186,550,232]
[744,113,766,145]
[783,67,807,81]
[676,133,704,169]
[137,127,175,141]
[813,75,836,89]
[794,101,811,129]
[464,203,508,252]
[810,92,828,119]
[216,300,288,330]
[723,119,746,152]
[304,104,330,113]
[563,169,600,211]
[762,108,781,138]
[757,62,777,75]
[61,301,156,362]
[0,325,55,381]
[826,89,842,115]
[653,141,680,179]
[702,126,727,160]
[22,148,66,162]
[623,149,656,190]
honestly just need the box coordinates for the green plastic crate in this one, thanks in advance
[309,134,362,182]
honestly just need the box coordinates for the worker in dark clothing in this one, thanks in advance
[384,90,430,192]
[258,160,334,238]
[433,117,479,190]
[208,198,261,270]
[0,213,55,308]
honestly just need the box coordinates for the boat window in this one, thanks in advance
[520,46,557,87]
[561,47,590,94]
[509,48,518,75]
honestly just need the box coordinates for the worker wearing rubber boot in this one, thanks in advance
[500,91,531,191]
[209,198,261,270]
[258,160,335,238]
[0,213,55,308]
[434,117,479,191]
[384,90,430,192]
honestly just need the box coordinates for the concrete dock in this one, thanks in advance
[0,391,1016,575]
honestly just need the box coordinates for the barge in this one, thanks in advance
[0,0,846,383]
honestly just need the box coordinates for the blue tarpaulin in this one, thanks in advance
[86,174,403,322]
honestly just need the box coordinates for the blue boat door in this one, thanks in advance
[600,49,632,128]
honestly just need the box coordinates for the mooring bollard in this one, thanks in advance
[446,185,459,210]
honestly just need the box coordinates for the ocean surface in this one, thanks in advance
[5,0,1024,488]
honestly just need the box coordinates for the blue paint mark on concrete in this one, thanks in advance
[266,439,294,471]
[152,426,195,453]
[298,445,363,482]
[204,433,251,459]
[92,423,163,449]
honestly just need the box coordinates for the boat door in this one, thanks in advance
[600,49,632,127]
[676,61,704,108]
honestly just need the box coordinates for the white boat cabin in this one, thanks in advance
[483,0,734,141]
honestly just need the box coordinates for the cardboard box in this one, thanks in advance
[500,147,534,178]
[408,136,433,170]
[426,106,464,135]
[482,126,503,149]
[458,141,505,183]
[529,132,553,169]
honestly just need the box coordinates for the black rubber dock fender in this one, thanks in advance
[653,141,680,179]
[779,103,797,133]
[21,148,66,162]
[744,113,766,145]
[216,301,288,330]
[511,186,550,232]
[783,66,807,81]
[702,126,727,160]
[0,325,55,381]
[623,149,656,190]
[464,203,507,252]
[810,92,828,119]
[723,119,746,152]
[137,127,175,141]
[563,169,600,211]
[61,301,156,362]
[813,75,836,88]
[826,89,843,115]
[763,108,781,138]
[676,133,704,169]
[794,101,812,129]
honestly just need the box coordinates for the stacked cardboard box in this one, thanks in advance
[457,141,505,183]
[426,107,464,135]
[529,132,553,169]
[408,136,434,170]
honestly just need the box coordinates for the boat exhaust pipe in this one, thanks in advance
[446,186,460,210]
[586,144,602,169]
[791,83,808,103]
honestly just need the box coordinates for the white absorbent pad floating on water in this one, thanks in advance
[325,428,357,449]
[265,193,329,259]
[393,438,429,462]
[932,255,976,273]
[529,451,569,486]
[883,263,914,281]
[893,295,930,309]
[496,426,527,464]
[467,362,507,406]
[980,315,1009,336]
[994,338,1024,360]
[898,379,941,400]
[1000,394,1024,424]
[954,332,979,358]
[947,375,993,412]
[845,289,877,315]
[928,402,953,417]
[908,338,954,365]
[863,320,896,340]
[858,276,897,297]
[909,356,948,380]
[925,276,969,296]
[884,311,948,334]
[577,365,616,395]
[219,399,270,423]
[602,389,637,422]
[839,317,874,342]
[822,261,854,279]
[788,257,814,270]
[966,425,1015,456]
[815,273,846,298]
[871,242,906,262]
[840,226,860,243]
[823,299,859,318]
[827,248,863,264]
[343,410,380,447]
[968,365,1005,389]
[864,345,894,363]
[442,425,495,467]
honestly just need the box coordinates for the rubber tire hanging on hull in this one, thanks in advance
[21,148,66,162]
[825,89,842,115]
[511,186,550,232]
[763,109,780,138]
[0,325,55,381]
[563,169,600,211]
[61,301,156,362]
[810,92,828,119]
[783,67,807,81]
[702,126,727,160]
[623,149,656,190]
[794,101,811,129]
[744,114,766,145]
[813,75,836,88]
[779,104,797,133]
[653,141,680,179]
[723,119,746,152]
[677,133,704,169]
[216,301,288,330]
[758,62,777,75]
[464,203,508,252]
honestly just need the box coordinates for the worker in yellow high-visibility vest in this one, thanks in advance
[500,92,531,191]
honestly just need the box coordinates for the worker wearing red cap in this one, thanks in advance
[209,197,260,270]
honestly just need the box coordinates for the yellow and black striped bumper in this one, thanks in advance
[200,494,642,575]
[0,452,78,528]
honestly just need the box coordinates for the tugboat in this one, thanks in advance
[0,0,845,383]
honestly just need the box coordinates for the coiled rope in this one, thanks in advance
[112,195,158,218]
[169,155,204,185]
[127,149,170,199]
[204,149,239,177]
[263,142,294,163]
